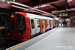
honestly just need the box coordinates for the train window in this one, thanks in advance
[48,20,49,25]
[49,20,51,25]
[17,14,25,35]
[31,19,35,29]
[11,20,15,33]
[40,20,42,27]
[10,0,16,1]
[51,21,53,24]
[37,20,40,27]
[0,18,5,38]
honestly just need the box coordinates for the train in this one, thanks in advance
[7,12,58,41]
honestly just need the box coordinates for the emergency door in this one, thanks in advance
[39,19,43,33]
[42,19,45,33]
[45,19,47,31]
[49,20,51,29]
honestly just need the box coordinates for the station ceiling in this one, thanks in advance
[15,0,75,12]
[0,0,75,18]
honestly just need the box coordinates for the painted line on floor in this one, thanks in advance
[9,28,57,50]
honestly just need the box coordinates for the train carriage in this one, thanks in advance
[7,12,55,41]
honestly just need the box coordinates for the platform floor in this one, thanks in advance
[6,27,75,50]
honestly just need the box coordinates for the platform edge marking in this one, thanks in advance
[10,28,57,50]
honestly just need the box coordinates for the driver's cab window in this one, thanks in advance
[17,14,25,35]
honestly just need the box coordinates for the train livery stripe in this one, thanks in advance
[36,32,40,36]
[10,28,57,50]
[47,28,50,31]
[31,32,40,37]
[31,34,36,38]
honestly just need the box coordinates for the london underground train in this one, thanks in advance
[7,12,56,41]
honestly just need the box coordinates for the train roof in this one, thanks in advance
[26,13,53,20]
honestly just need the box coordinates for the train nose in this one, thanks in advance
[9,36,17,40]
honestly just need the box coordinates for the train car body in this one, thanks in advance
[7,12,55,41]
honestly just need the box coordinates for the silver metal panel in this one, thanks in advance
[34,19,40,33]
[29,18,35,35]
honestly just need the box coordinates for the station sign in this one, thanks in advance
[59,13,68,16]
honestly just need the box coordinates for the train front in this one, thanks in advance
[7,12,31,41]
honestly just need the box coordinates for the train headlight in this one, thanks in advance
[19,33,21,35]
[8,33,10,35]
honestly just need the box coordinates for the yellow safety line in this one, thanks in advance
[10,28,56,50]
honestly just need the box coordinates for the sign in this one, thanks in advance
[0,27,5,29]
[11,14,15,18]
[62,13,68,16]
[60,13,68,16]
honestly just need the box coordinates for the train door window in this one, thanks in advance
[17,14,25,35]
[37,20,40,27]
[48,20,50,25]
[31,19,35,29]
[50,20,52,25]
[51,20,53,25]
[49,20,51,25]
[46,20,48,26]
[48,20,49,25]
[11,20,15,33]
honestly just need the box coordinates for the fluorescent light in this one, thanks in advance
[68,0,72,2]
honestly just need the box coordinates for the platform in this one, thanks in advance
[6,27,75,50]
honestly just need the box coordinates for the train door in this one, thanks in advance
[47,19,50,31]
[30,18,36,37]
[42,19,45,33]
[53,20,54,28]
[49,20,51,29]
[10,13,16,39]
[51,20,53,29]
[34,18,40,35]
[45,19,47,31]
[39,19,43,34]
[52,20,54,28]
[51,20,53,28]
